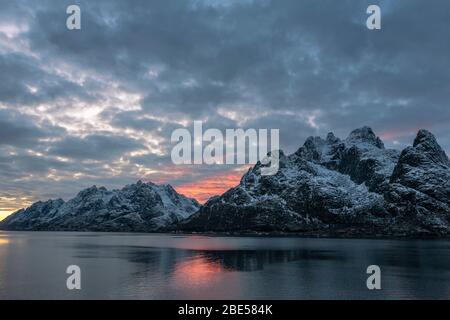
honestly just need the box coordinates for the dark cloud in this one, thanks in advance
[109,111,162,131]
[0,152,69,177]
[0,109,65,148]
[48,134,146,160]
[0,53,93,106]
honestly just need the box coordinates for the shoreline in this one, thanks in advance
[1,228,449,241]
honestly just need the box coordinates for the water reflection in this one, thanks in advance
[0,232,449,299]
[200,249,344,272]
[73,243,343,273]
[173,256,226,287]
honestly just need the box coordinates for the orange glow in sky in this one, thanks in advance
[0,210,14,222]
[0,166,252,220]
[175,167,250,203]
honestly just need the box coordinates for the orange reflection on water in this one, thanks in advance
[0,238,10,245]
[173,256,226,287]
[175,236,235,251]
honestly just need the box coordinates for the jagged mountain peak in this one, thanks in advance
[414,129,435,146]
[391,128,449,184]
[1,180,200,232]
[346,126,384,149]
[412,129,449,165]
[163,183,177,192]
[303,136,327,148]
[387,129,450,224]
[295,135,334,162]
[76,185,110,199]
[347,126,375,139]
[257,149,286,163]
[125,180,156,189]
[291,127,398,193]
[32,198,65,210]
[326,132,340,144]
[296,127,386,164]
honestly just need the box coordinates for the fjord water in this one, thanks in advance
[0,232,449,299]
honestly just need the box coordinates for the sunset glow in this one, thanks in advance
[173,256,226,287]
[0,210,15,222]
[175,166,250,203]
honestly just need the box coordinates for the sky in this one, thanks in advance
[1,0,450,220]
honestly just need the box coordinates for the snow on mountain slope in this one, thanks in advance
[181,141,387,233]
[295,126,400,192]
[181,127,450,237]
[2,127,449,237]
[1,181,200,232]
[385,130,450,235]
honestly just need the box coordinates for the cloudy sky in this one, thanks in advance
[1,0,449,219]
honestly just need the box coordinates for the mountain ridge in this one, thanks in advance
[1,127,450,237]
[0,180,200,232]
[180,127,450,237]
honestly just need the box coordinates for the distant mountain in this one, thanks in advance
[0,181,200,232]
[180,127,450,237]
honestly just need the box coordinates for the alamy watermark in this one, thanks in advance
[366,5,381,30]
[171,121,280,175]
[66,5,81,30]
[366,265,381,290]
[66,265,81,290]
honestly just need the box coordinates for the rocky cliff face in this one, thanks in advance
[384,130,450,235]
[295,127,400,193]
[0,181,200,232]
[181,128,450,237]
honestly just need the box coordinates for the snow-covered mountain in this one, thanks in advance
[385,130,450,235]
[0,181,200,232]
[180,127,450,237]
[2,127,449,237]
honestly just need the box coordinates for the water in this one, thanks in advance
[0,231,449,299]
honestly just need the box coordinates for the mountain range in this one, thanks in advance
[1,127,450,237]
[0,181,199,232]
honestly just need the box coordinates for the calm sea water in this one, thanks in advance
[0,231,449,299]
